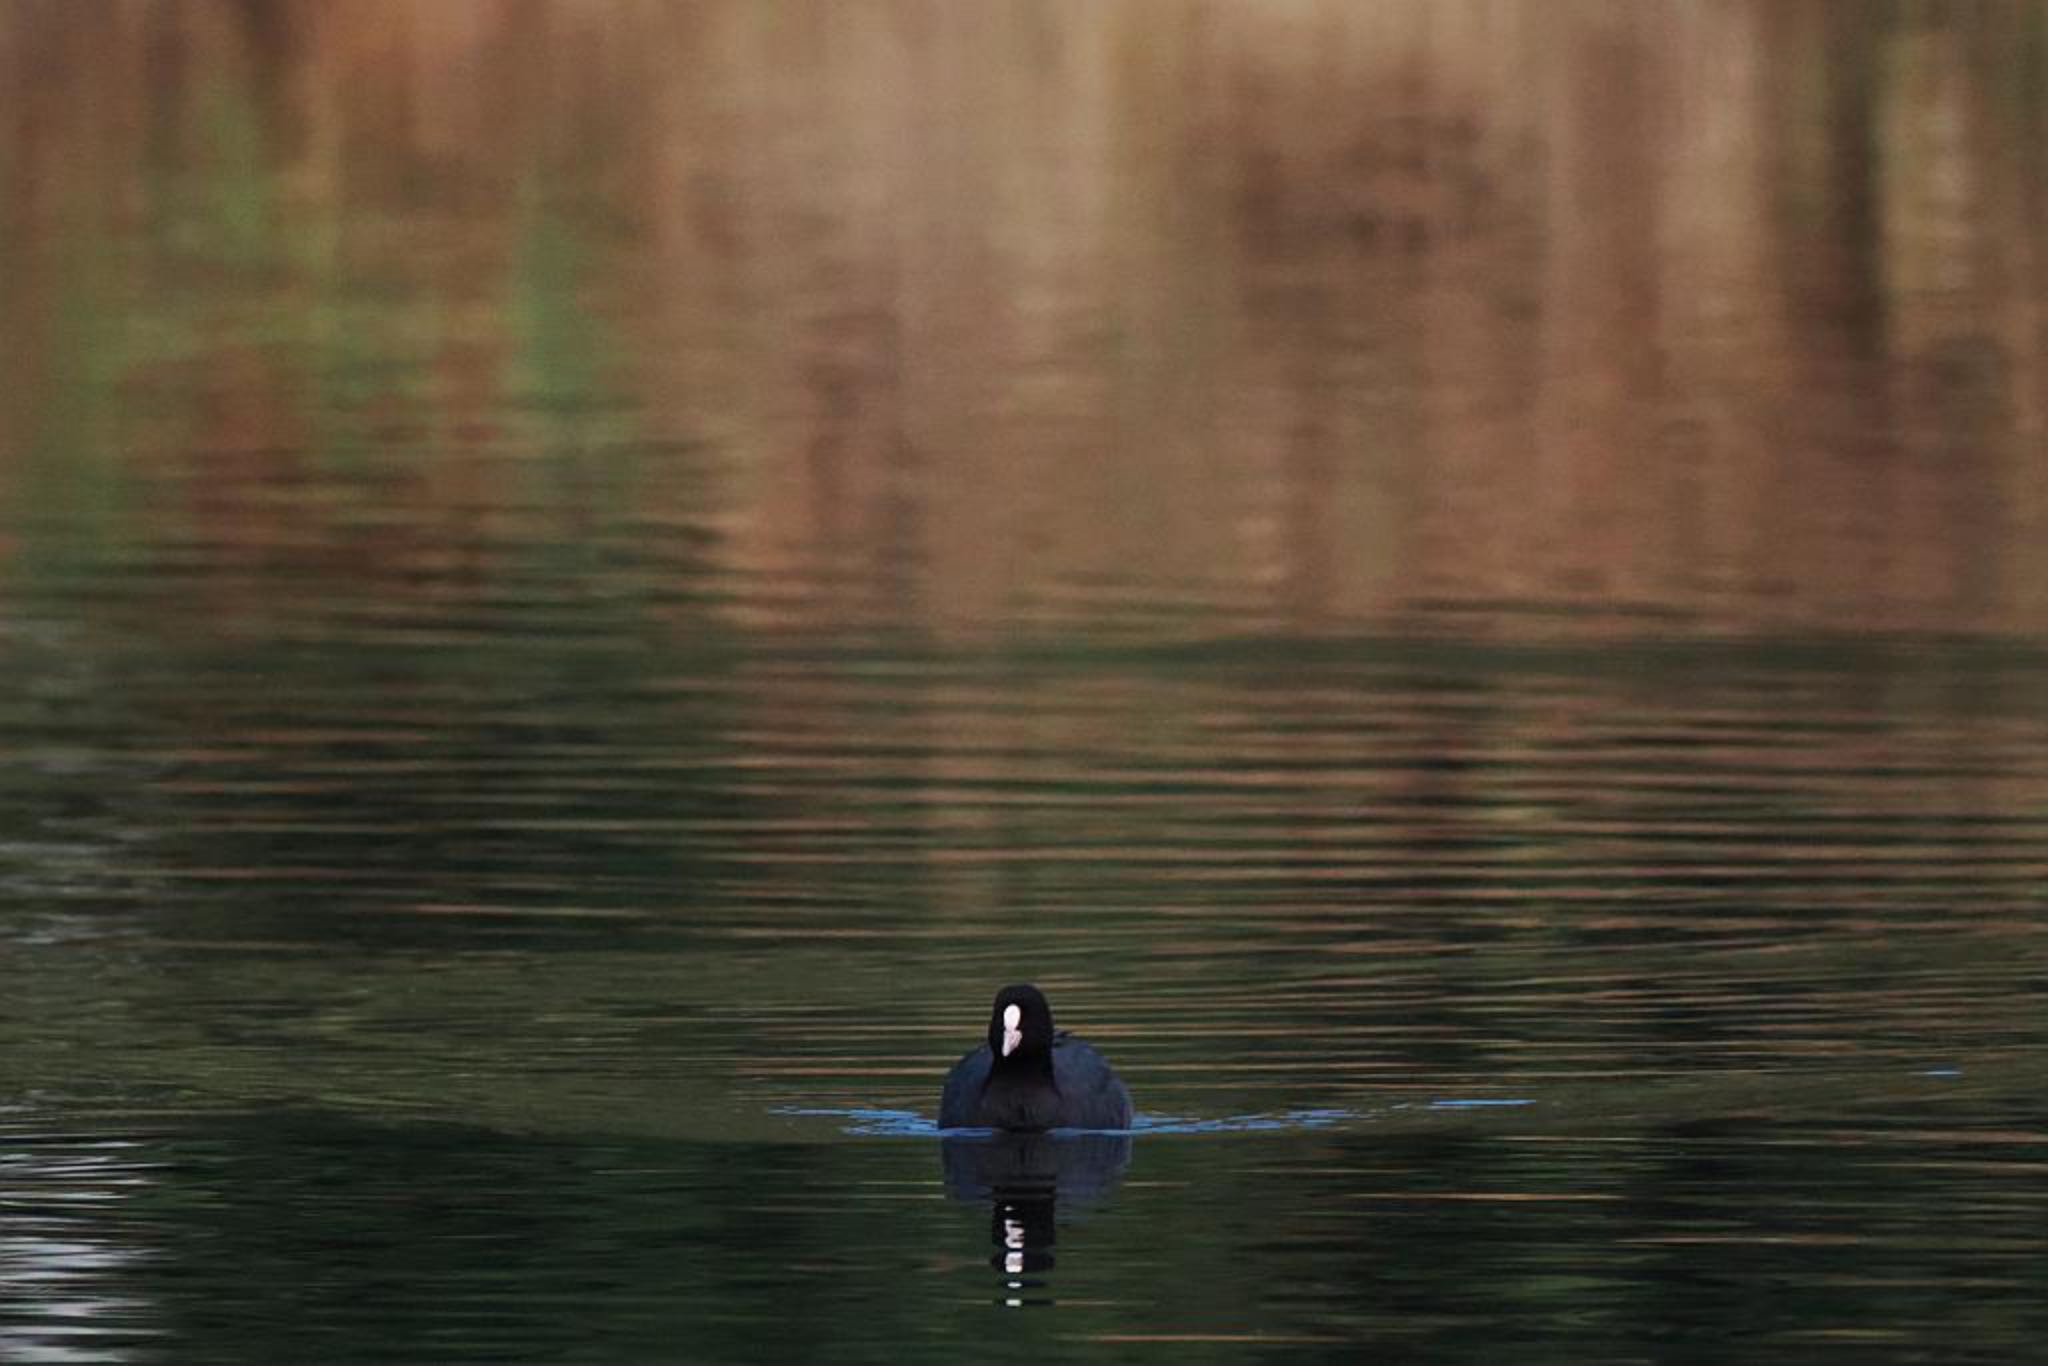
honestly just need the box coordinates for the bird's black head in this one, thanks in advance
[987,983,1056,1065]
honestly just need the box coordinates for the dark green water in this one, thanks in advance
[5,3,2048,1361]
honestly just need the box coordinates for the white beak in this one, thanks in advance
[1000,1003,1023,1057]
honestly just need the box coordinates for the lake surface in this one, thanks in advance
[4,2,2048,1360]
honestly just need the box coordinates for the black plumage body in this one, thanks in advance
[938,985,1133,1131]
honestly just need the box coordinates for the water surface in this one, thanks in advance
[4,3,2048,1361]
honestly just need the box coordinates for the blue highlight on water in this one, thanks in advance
[1420,1099,1537,1110]
[780,1101,1535,1137]
[788,1070,1964,1136]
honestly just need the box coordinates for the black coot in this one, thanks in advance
[938,984,1133,1131]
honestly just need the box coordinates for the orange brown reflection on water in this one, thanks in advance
[4,4,2048,639]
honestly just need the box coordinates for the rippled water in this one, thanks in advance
[5,2,2048,1361]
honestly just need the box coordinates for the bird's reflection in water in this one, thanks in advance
[940,1131,1131,1308]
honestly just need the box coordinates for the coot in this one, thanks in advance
[938,984,1133,1131]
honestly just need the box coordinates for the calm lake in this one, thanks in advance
[4,2,2047,1360]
